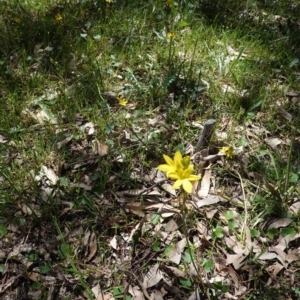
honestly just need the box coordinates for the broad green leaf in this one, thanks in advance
[0,225,7,237]
[151,214,160,225]
[266,228,279,239]
[152,241,160,252]
[281,227,296,237]
[250,229,260,238]
[224,211,234,220]
[202,259,214,273]
[289,172,299,183]
[164,244,175,257]
[177,21,189,27]
[212,226,224,240]
[228,220,238,229]
[112,286,125,298]
[39,263,51,274]
[179,278,192,288]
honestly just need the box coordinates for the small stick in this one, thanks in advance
[195,119,216,153]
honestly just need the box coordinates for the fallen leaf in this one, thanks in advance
[220,267,239,289]
[164,266,185,278]
[41,166,59,185]
[264,137,283,149]
[109,236,118,250]
[267,218,292,229]
[85,232,97,262]
[226,254,247,270]
[257,251,277,261]
[84,122,95,135]
[92,139,108,156]
[165,238,186,264]
[276,106,293,121]
[164,219,178,232]
[192,194,223,208]
[143,264,163,288]
[198,169,211,197]
[266,262,284,278]
[128,285,145,299]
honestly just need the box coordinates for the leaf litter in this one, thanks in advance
[2,108,299,300]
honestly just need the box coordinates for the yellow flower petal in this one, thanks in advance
[157,164,175,173]
[220,146,234,159]
[168,172,180,180]
[182,164,194,177]
[174,151,182,168]
[163,154,175,167]
[173,179,183,189]
[182,180,193,193]
[185,174,201,181]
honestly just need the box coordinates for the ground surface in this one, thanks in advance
[0,0,300,299]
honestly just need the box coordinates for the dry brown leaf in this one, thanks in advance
[276,106,293,121]
[164,266,185,278]
[286,248,300,264]
[266,262,284,278]
[224,236,237,249]
[151,290,164,300]
[188,290,201,300]
[128,285,145,300]
[96,292,113,300]
[85,232,97,262]
[41,166,59,185]
[92,139,108,156]
[145,203,179,218]
[220,267,239,289]
[166,238,186,264]
[257,251,277,261]
[28,272,40,282]
[289,200,300,214]
[206,208,218,219]
[84,121,95,135]
[264,137,283,149]
[245,224,252,252]
[269,246,287,267]
[57,136,72,149]
[143,264,163,288]
[192,194,223,208]
[0,134,10,144]
[226,254,247,270]
[161,183,177,196]
[267,218,292,229]
[164,219,178,232]
[109,236,118,250]
[198,169,211,197]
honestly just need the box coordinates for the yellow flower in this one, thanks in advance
[55,13,62,22]
[220,146,234,159]
[14,18,21,24]
[157,150,201,194]
[117,97,127,107]
[167,32,176,39]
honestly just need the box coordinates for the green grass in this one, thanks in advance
[0,0,300,299]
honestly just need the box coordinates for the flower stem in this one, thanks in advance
[181,193,206,294]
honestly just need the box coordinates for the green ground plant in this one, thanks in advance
[0,0,299,299]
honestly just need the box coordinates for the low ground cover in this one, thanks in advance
[0,0,299,299]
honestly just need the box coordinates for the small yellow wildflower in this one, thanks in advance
[157,150,201,194]
[117,97,127,107]
[14,18,21,24]
[220,146,234,159]
[55,13,62,22]
[167,32,176,39]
